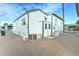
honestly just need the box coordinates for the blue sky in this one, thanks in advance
[0,3,78,25]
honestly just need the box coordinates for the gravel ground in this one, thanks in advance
[56,32,79,56]
[0,31,79,56]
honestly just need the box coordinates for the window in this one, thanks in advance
[22,18,26,25]
[45,23,47,29]
[49,24,51,29]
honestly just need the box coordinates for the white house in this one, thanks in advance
[51,13,64,36]
[42,13,64,37]
[12,9,64,40]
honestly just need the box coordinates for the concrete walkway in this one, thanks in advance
[0,31,79,56]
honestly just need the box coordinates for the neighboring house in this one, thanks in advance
[68,24,76,31]
[4,23,8,30]
[64,24,76,32]
[7,24,13,30]
[12,9,64,39]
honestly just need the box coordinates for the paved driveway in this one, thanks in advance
[0,31,79,56]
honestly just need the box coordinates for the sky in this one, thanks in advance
[0,3,79,25]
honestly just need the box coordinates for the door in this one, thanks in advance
[44,22,51,37]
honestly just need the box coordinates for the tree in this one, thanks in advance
[75,20,79,31]
[76,20,79,24]
[75,24,79,31]
[64,24,69,32]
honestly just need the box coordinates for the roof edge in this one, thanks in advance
[13,9,48,23]
[52,13,64,21]
[13,9,64,23]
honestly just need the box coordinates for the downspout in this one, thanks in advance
[42,21,44,38]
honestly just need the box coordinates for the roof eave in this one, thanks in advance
[52,13,64,21]
[12,9,48,23]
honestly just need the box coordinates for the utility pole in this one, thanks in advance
[27,13,29,39]
[62,3,64,19]
[62,3,64,33]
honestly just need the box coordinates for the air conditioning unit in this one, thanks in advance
[29,34,37,40]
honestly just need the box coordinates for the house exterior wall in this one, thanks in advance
[46,15,63,37]
[13,10,47,38]
[52,15,63,36]
[13,14,28,37]
[44,15,51,37]
[29,11,47,38]
[13,10,64,39]
[57,18,63,36]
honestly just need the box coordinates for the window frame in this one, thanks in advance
[22,17,26,25]
[49,24,51,29]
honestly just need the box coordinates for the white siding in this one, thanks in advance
[52,15,56,36]
[29,11,47,38]
[13,10,47,38]
[13,10,64,39]
[52,15,63,36]
[13,14,28,37]
[44,15,51,37]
